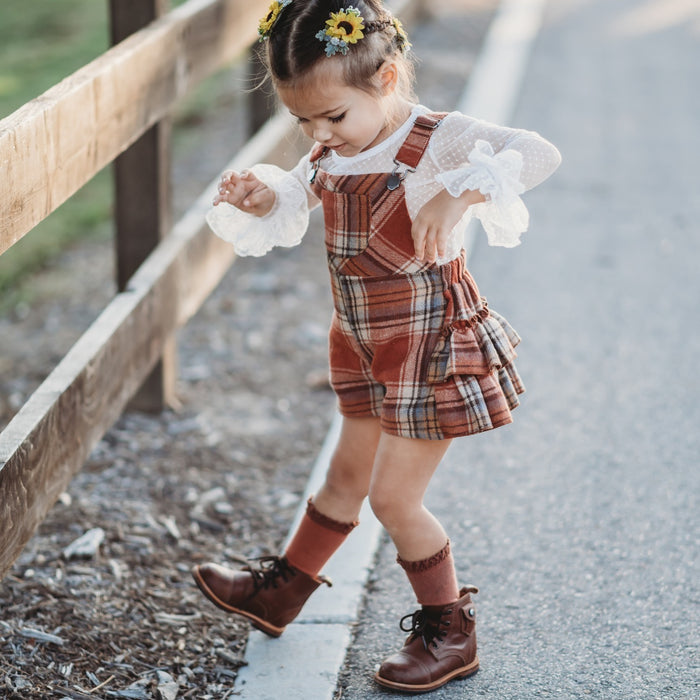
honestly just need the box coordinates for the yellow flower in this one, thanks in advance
[392,18,411,53]
[324,7,365,45]
[258,0,291,40]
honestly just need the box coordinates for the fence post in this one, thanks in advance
[109,0,177,412]
[247,44,273,136]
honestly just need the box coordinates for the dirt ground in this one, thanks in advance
[0,226,337,700]
[0,200,338,699]
[0,2,496,697]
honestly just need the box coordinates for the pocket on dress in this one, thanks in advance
[322,190,372,258]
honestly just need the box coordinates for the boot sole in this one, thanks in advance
[191,565,286,638]
[374,657,479,694]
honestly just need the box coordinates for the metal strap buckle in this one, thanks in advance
[386,158,417,191]
[308,147,329,184]
[414,116,443,132]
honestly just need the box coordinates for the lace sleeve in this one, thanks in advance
[205,162,312,257]
[431,113,561,247]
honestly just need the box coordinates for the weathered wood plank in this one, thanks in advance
[0,111,304,579]
[0,0,267,257]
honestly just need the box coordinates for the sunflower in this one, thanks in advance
[323,7,365,45]
[258,0,292,41]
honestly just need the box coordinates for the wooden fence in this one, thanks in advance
[0,0,421,580]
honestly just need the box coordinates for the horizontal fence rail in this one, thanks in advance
[0,0,264,258]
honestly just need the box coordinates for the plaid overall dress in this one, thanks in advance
[309,114,525,440]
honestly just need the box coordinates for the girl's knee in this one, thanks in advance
[324,453,370,501]
[368,484,414,531]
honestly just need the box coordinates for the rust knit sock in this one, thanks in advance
[283,497,359,578]
[397,540,460,606]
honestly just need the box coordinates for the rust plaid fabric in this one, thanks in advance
[309,115,525,439]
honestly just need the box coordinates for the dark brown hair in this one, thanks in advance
[263,0,416,101]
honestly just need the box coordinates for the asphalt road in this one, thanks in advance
[336,1,700,698]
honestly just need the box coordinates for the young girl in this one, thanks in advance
[192,0,560,693]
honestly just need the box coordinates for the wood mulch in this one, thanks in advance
[0,224,336,698]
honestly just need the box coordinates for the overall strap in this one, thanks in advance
[308,144,329,185]
[309,143,327,162]
[394,113,448,170]
[308,112,447,191]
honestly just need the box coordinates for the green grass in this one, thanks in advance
[0,0,191,118]
[0,1,109,119]
[0,0,220,306]
[0,1,111,304]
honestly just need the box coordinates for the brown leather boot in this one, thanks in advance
[374,585,479,693]
[191,556,331,637]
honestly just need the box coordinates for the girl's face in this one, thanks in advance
[278,62,403,157]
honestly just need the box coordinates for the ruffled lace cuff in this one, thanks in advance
[205,163,310,257]
[436,139,529,248]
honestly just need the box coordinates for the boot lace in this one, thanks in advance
[244,556,296,591]
[400,607,452,651]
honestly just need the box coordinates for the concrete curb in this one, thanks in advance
[235,414,383,700]
[233,1,549,697]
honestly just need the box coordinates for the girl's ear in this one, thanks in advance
[378,60,399,95]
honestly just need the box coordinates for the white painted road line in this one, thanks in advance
[458,0,549,124]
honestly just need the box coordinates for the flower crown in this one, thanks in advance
[256,1,411,57]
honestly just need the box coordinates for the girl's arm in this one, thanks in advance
[411,188,485,262]
[415,113,561,256]
[430,114,562,193]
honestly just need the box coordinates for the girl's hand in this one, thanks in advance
[212,170,276,217]
[411,188,486,262]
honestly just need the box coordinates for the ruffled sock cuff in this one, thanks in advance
[396,539,452,573]
[306,497,359,535]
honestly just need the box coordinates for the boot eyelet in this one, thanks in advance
[468,608,475,617]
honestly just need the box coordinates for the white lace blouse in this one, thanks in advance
[206,104,561,261]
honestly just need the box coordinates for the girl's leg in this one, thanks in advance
[368,433,452,560]
[192,416,382,637]
[368,433,459,605]
[313,415,383,521]
[283,416,381,576]
[370,434,479,693]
